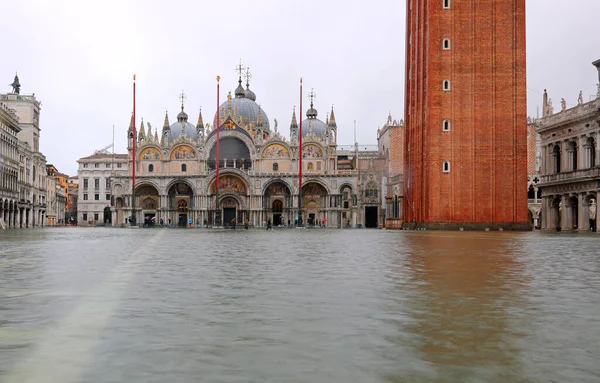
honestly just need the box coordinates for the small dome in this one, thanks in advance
[245,86,256,101]
[169,121,197,140]
[177,110,188,122]
[302,117,327,137]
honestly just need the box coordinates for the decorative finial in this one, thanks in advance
[235,59,246,81]
[308,88,316,107]
[179,89,187,111]
[244,67,252,87]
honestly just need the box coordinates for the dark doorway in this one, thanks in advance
[144,213,155,227]
[272,199,283,227]
[104,206,112,224]
[178,214,187,227]
[365,206,378,228]
[308,213,315,226]
[224,207,236,227]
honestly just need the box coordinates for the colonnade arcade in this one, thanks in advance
[0,197,39,228]
[544,135,597,174]
[542,192,598,231]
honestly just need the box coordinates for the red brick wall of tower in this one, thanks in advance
[403,0,528,227]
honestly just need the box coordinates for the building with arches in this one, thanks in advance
[1,74,47,229]
[537,59,600,231]
[108,74,365,228]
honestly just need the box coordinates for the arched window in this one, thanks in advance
[443,80,451,91]
[443,38,451,50]
[443,161,451,173]
[181,164,187,172]
[273,162,279,171]
[443,120,451,131]
[148,164,154,172]
[443,0,450,9]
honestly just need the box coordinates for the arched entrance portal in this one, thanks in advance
[169,182,193,227]
[103,206,112,225]
[210,174,248,226]
[221,197,239,227]
[264,181,291,227]
[135,184,159,227]
[302,182,327,226]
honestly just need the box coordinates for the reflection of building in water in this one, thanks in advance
[398,234,530,380]
[537,58,600,231]
[107,69,404,228]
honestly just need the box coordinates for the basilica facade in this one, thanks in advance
[110,76,361,228]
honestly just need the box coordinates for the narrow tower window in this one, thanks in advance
[443,161,451,173]
[148,164,154,172]
[443,80,451,91]
[443,0,451,9]
[443,120,451,132]
[181,164,187,172]
[443,39,451,50]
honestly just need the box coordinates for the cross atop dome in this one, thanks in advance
[179,89,187,111]
[308,88,317,107]
[235,59,246,80]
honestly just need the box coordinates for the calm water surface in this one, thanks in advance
[1,228,599,382]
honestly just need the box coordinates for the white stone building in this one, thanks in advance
[1,74,47,228]
[76,152,129,226]
[537,59,600,231]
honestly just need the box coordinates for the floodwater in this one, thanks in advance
[0,228,599,382]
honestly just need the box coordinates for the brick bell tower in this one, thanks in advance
[403,0,529,230]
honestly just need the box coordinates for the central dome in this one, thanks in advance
[213,79,270,132]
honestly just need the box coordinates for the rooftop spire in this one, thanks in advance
[163,110,170,128]
[197,107,204,127]
[329,105,337,126]
[139,119,146,139]
[129,113,134,129]
[290,106,298,127]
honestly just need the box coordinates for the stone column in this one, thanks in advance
[579,193,590,231]
[596,131,600,167]
[541,196,548,229]
[561,194,569,230]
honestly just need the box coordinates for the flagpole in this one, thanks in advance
[298,78,303,227]
[215,75,221,226]
[131,74,137,226]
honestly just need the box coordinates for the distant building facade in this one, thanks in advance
[46,165,67,226]
[537,60,600,231]
[1,74,47,228]
[76,153,129,226]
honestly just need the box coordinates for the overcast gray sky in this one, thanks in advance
[1,0,599,176]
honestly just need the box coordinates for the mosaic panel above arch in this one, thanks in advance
[170,145,197,160]
[302,182,328,196]
[211,175,247,195]
[140,147,162,160]
[302,144,323,158]
[262,144,290,159]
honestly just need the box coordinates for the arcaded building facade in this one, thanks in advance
[110,75,362,228]
[537,60,600,231]
[403,0,529,229]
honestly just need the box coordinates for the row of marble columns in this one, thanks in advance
[542,191,599,231]
[1,205,42,228]
[543,133,599,174]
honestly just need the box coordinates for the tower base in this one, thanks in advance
[401,222,532,231]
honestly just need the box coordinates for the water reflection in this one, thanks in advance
[387,233,533,382]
